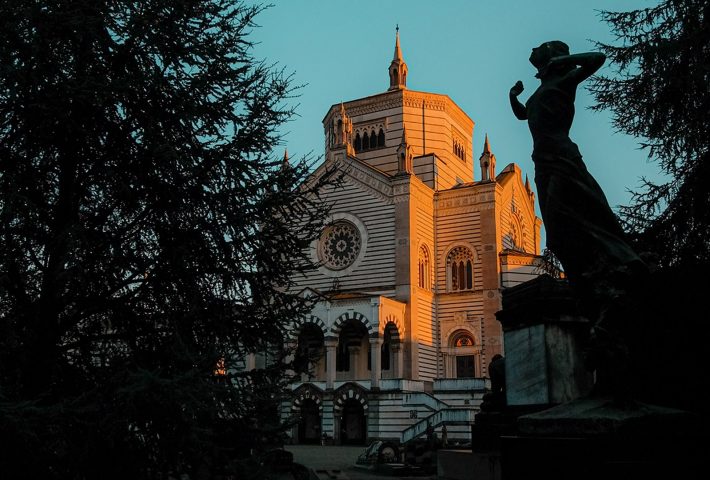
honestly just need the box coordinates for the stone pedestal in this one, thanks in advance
[493,275,704,479]
[501,397,703,480]
[495,275,593,406]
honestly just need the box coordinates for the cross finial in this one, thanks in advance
[396,24,399,33]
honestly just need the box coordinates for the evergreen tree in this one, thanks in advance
[589,0,710,268]
[589,1,709,413]
[0,1,333,478]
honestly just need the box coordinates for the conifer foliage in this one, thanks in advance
[589,0,710,268]
[0,1,332,477]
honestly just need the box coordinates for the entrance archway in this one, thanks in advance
[297,398,322,444]
[340,398,366,445]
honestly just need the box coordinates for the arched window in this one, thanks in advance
[369,130,377,149]
[362,132,370,151]
[453,332,474,347]
[418,245,430,289]
[354,132,362,152]
[377,128,385,147]
[447,246,474,291]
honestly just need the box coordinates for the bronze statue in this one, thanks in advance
[510,41,648,399]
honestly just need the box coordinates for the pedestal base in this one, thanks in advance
[501,397,703,480]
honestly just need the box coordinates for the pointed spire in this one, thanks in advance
[388,26,408,91]
[393,25,403,62]
[483,133,491,154]
[525,174,531,191]
[400,124,408,145]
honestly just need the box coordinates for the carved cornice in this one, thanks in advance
[437,204,494,216]
[403,95,447,112]
[437,190,495,211]
[340,157,394,204]
[347,99,402,118]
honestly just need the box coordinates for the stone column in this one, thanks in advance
[392,344,404,378]
[324,338,337,390]
[348,346,361,380]
[369,336,383,389]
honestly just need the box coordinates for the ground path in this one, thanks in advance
[284,445,436,480]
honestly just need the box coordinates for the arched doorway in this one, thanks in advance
[340,398,366,445]
[448,330,479,378]
[297,398,322,444]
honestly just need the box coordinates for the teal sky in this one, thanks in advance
[252,0,665,249]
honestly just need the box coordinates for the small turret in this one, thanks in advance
[479,134,496,181]
[396,126,413,174]
[330,102,354,156]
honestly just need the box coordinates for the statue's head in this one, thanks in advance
[530,41,571,77]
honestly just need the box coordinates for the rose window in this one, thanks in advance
[319,222,362,270]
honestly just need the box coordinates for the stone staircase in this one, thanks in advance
[400,399,478,444]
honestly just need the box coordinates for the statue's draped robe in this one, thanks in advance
[526,83,644,294]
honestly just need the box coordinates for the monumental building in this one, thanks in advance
[277,31,543,445]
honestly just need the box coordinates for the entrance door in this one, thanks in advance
[456,355,475,378]
[297,399,321,444]
[340,399,366,445]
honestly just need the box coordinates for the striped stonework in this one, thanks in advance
[291,384,324,413]
[381,314,404,340]
[331,311,374,336]
[288,315,328,339]
[281,31,544,445]
[333,383,369,414]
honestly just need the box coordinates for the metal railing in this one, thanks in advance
[400,407,477,444]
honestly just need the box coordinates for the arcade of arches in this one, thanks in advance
[293,318,403,387]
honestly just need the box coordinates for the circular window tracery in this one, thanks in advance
[319,221,362,270]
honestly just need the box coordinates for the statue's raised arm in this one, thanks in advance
[544,51,605,87]
[509,80,527,120]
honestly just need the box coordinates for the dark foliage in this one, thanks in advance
[0,1,334,478]
[589,0,710,268]
[533,247,564,279]
[590,1,710,414]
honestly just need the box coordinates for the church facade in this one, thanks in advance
[282,32,542,445]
